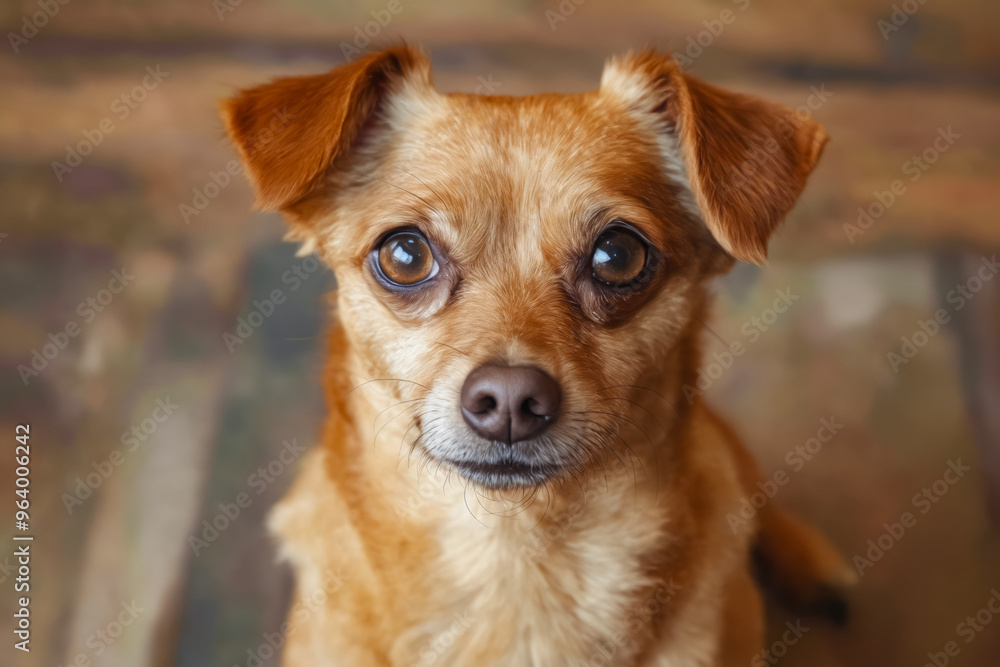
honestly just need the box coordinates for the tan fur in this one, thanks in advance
[222,46,852,666]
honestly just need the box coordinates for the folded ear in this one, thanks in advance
[220,45,431,212]
[600,51,828,264]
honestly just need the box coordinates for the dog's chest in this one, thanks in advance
[390,493,673,667]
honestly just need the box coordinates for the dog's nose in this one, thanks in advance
[460,365,561,444]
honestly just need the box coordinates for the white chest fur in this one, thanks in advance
[389,480,680,667]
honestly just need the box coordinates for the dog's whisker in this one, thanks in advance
[390,165,448,205]
[596,383,678,412]
[432,340,471,357]
[568,415,647,505]
[347,377,430,395]
[462,485,490,528]
[691,314,731,350]
[409,418,443,468]
[372,399,422,452]
[373,397,422,431]
[397,414,422,463]
[572,409,656,450]
[603,415,659,503]
[374,177,441,214]
[586,418,644,482]
[518,487,550,535]
[594,427,631,480]
[595,395,666,433]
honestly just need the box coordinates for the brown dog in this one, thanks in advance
[221,46,855,666]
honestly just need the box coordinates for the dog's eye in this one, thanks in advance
[377,231,438,286]
[591,227,647,286]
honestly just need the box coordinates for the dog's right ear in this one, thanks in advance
[220,46,431,213]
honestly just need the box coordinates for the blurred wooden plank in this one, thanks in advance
[61,271,236,667]
[937,249,1000,527]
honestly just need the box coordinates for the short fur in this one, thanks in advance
[221,46,855,666]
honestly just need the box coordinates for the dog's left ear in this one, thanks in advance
[601,51,828,265]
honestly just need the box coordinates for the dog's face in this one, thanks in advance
[222,48,826,491]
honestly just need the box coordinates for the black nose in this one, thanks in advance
[460,365,562,444]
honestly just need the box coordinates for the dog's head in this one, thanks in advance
[222,46,826,491]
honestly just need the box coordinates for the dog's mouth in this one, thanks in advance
[443,454,564,490]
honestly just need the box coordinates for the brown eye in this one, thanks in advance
[377,231,437,286]
[591,227,647,286]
